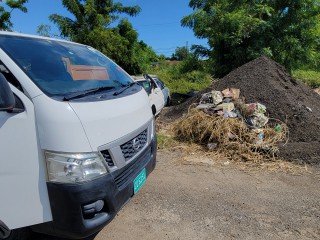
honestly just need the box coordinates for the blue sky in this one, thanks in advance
[7,0,208,57]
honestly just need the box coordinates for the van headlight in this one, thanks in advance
[45,151,107,184]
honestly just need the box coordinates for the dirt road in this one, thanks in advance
[95,150,320,240]
[36,149,320,240]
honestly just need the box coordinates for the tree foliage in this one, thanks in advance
[50,0,141,43]
[50,0,157,74]
[171,46,190,61]
[37,24,52,37]
[0,0,28,30]
[169,45,208,73]
[182,0,320,77]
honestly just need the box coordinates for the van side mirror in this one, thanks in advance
[143,82,152,95]
[0,73,15,111]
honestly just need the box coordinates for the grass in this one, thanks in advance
[292,69,320,88]
[148,62,213,94]
[157,133,177,150]
[166,75,213,93]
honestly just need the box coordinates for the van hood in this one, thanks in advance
[68,90,152,150]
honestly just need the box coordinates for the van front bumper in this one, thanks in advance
[32,139,156,239]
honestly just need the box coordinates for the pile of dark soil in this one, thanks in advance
[161,57,320,163]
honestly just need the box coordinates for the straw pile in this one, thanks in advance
[172,107,288,162]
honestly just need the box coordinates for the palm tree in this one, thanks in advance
[0,0,28,30]
[49,0,141,43]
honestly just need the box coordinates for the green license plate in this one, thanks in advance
[133,168,146,194]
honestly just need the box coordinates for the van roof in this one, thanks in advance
[0,30,83,46]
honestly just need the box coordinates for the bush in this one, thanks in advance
[292,70,320,88]
[166,73,213,93]
[150,62,213,94]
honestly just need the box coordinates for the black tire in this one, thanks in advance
[166,97,171,106]
[151,105,156,115]
[1,228,31,240]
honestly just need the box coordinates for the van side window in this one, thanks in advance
[0,61,23,92]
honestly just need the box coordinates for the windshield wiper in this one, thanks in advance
[63,86,115,101]
[113,82,137,96]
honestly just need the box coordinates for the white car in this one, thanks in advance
[133,75,165,115]
[145,74,171,106]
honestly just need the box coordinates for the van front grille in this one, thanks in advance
[120,129,148,161]
[114,144,152,190]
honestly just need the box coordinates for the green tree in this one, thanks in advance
[174,46,190,61]
[49,0,159,74]
[158,54,167,61]
[0,0,28,30]
[49,0,141,44]
[37,24,52,37]
[170,53,178,61]
[133,40,159,73]
[113,18,139,73]
[182,0,320,77]
[180,45,207,73]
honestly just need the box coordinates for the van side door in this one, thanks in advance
[0,81,52,230]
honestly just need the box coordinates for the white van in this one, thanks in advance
[0,32,156,239]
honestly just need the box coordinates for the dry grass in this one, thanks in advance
[171,108,288,162]
[158,142,311,174]
[156,107,312,173]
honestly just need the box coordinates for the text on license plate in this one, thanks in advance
[133,168,146,194]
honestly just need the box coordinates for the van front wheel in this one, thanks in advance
[0,228,31,240]
[151,105,156,115]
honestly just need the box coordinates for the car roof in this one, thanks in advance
[132,75,164,84]
[132,76,147,81]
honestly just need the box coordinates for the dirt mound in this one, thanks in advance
[161,57,320,162]
[213,57,320,142]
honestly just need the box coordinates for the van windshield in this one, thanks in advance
[0,35,133,98]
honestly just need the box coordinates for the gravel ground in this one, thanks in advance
[95,150,320,240]
[34,149,320,240]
